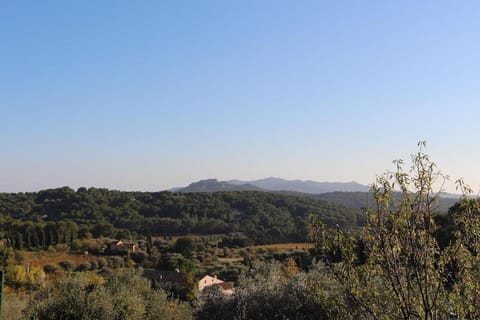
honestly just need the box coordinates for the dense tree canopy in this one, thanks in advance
[0,189,365,246]
[310,144,480,319]
[27,270,193,320]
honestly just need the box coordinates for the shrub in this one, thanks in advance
[195,261,348,320]
[55,244,69,252]
[47,245,56,253]
[43,264,58,274]
[130,251,148,264]
[76,263,91,272]
[97,257,108,269]
[26,270,193,320]
[3,292,32,320]
[58,260,75,272]
[107,256,124,269]
[89,260,99,270]
[70,239,84,252]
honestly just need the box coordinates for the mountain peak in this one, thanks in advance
[177,179,262,193]
[175,177,369,194]
[239,178,369,193]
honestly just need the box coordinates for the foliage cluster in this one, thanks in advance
[309,143,480,319]
[0,189,364,245]
[196,260,349,320]
[26,269,193,320]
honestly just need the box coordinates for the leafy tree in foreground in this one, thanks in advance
[26,270,193,320]
[446,194,480,319]
[195,260,349,320]
[310,142,480,319]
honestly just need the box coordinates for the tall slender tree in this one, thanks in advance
[311,142,480,319]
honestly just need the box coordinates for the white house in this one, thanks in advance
[198,275,234,295]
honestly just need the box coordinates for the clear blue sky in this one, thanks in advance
[1,1,480,192]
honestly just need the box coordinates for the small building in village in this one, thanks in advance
[198,275,234,295]
[106,239,137,254]
[142,268,189,290]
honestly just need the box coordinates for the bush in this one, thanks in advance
[107,256,124,269]
[76,263,91,272]
[55,244,69,252]
[70,239,84,252]
[58,260,76,272]
[84,239,103,253]
[43,264,58,274]
[223,247,231,258]
[142,255,159,268]
[3,292,32,320]
[99,267,113,278]
[97,257,108,269]
[47,245,56,253]
[89,260,99,270]
[173,237,197,258]
[130,251,148,264]
[126,259,135,268]
[26,270,193,320]
[195,261,348,320]
[14,251,25,264]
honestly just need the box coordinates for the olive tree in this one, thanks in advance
[310,142,480,319]
[26,270,193,320]
[196,260,349,320]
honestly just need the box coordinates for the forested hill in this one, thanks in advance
[177,179,263,192]
[313,191,458,213]
[0,188,365,245]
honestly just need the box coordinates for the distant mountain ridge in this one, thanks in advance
[177,179,263,193]
[229,177,370,193]
[173,179,461,213]
[175,177,370,194]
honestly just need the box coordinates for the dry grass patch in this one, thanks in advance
[20,251,94,268]
[248,243,315,251]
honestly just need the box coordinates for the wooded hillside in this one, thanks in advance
[0,188,365,247]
